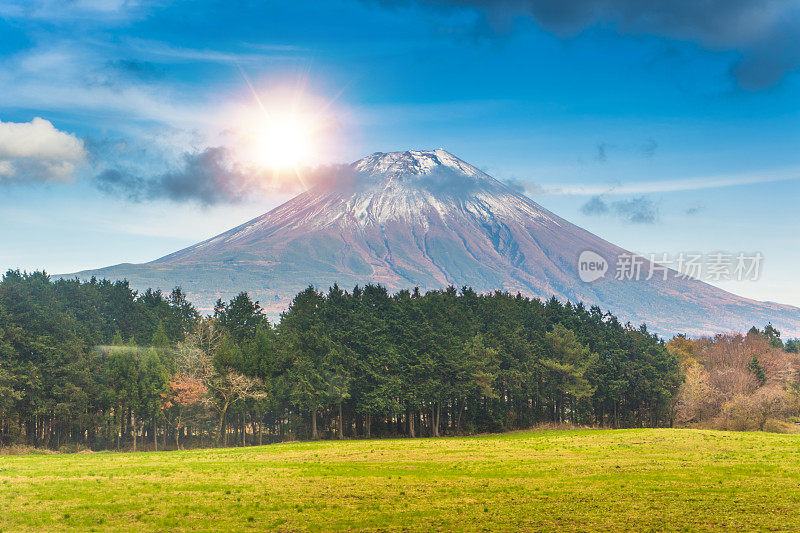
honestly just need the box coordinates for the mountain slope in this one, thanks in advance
[64,149,800,336]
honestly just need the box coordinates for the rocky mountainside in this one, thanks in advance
[64,149,800,336]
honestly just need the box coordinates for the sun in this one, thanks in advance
[252,111,316,170]
[229,76,344,189]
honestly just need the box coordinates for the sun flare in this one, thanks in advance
[252,111,316,170]
[229,77,343,190]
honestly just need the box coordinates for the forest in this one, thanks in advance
[0,269,795,451]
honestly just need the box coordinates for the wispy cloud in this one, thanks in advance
[0,0,150,22]
[533,166,800,196]
[0,42,217,129]
[110,38,306,64]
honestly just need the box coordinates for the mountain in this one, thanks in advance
[63,149,800,337]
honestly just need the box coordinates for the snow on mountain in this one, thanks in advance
[62,149,800,337]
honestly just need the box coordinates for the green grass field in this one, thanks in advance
[2,428,799,532]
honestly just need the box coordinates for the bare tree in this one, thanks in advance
[170,320,268,447]
[205,371,266,446]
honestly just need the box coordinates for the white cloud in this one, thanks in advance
[0,117,87,183]
[0,161,14,177]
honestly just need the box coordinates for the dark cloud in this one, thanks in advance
[105,59,165,80]
[94,147,364,205]
[158,147,251,204]
[383,0,800,88]
[580,194,658,224]
[595,142,608,162]
[580,195,609,216]
[684,202,705,216]
[95,168,147,200]
[641,138,658,158]
[96,147,252,205]
[613,196,658,224]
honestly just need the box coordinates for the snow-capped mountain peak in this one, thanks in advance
[353,149,491,181]
[329,149,531,228]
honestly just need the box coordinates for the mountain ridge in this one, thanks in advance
[60,149,800,337]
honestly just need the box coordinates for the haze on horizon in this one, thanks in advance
[1,0,799,307]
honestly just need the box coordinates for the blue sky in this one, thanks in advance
[1,0,799,305]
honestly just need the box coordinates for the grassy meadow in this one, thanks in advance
[2,428,800,532]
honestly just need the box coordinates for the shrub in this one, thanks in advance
[0,445,58,456]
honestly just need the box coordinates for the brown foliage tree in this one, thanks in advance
[670,332,800,431]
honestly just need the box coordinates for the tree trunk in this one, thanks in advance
[153,420,158,451]
[366,412,371,439]
[337,402,344,439]
[311,410,319,440]
[125,409,130,446]
[217,401,229,446]
[433,403,440,437]
[408,407,415,438]
[132,413,137,452]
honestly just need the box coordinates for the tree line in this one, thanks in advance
[1,269,686,450]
